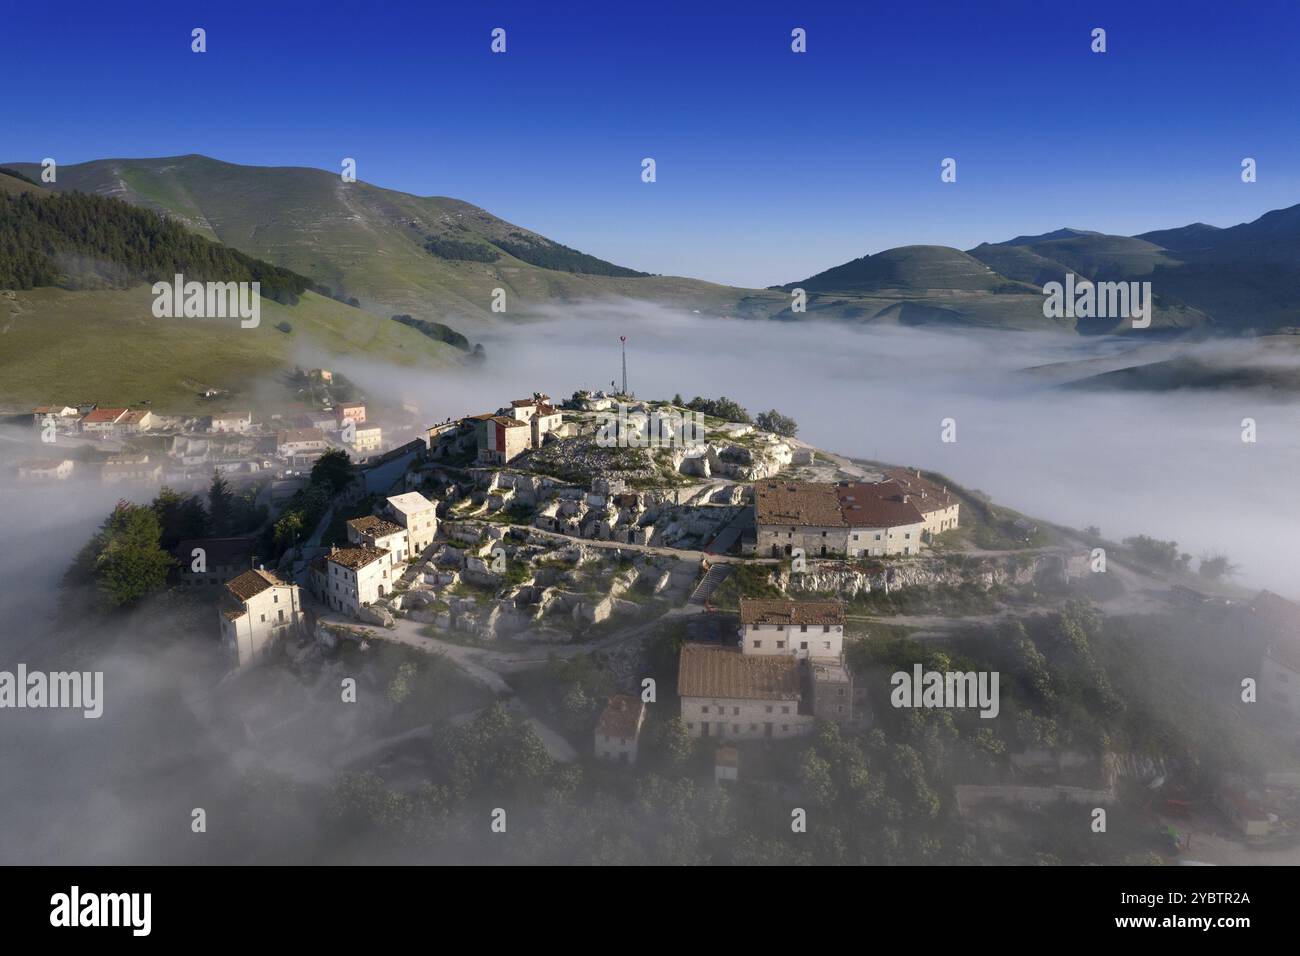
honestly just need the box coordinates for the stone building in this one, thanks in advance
[320,546,392,617]
[209,411,253,434]
[385,491,439,553]
[346,516,410,567]
[595,694,647,764]
[880,468,961,537]
[739,597,845,660]
[754,479,939,558]
[466,392,564,465]
[219,568,304,668]
[276,427,327,459]
[677,643,813,740]
[679,598,860,740]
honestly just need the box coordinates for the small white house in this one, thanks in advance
[322,546,392,617]
[277,427,328,460]
[219,568,303,668]
[738,598,845,660]
[346,515,409,567]
[385,491,438,554]
[595,694,646,764]
[17,458,74,480]
[210,411,253,434]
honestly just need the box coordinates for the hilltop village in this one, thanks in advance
[18,384,1300,862]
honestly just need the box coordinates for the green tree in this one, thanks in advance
[796,749,838,807]
[274,511,304,549]
[1198,552,1239,581]
[151,486,211,550]
[755,408,798,437]
[310,448,354,495]
[386,662,418,706]
[208,472,235,535]
[656,717,695,769]
[90,501,176,607]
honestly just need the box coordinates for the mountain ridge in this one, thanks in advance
[7,155,1300,334]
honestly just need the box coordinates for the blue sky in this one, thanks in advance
[4,0,1300,287]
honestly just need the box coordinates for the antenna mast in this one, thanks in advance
[620,336,628,396]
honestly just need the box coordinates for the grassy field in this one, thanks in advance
[0,285,460,413]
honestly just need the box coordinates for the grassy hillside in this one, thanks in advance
[0,169,44,196]
[11,153,1293,335]
[0,286,459,413]
[6,155,782,326]
[788,245,1021,295]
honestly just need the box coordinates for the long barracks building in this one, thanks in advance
[754,470,958,558]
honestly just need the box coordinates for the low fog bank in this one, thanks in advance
[328,300,1300,597]
[0,303,1295,865]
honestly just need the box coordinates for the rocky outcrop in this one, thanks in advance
[780,552,1073,599]
[358,605,395,628]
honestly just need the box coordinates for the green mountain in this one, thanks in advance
[785,204,1300,333]
[10,156,1300,334]
[5,155,784,325]
[788,245,1020,295]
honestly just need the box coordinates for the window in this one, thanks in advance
[765,706,773,714]
[701,706,709,713]
[837,688,845,697]
[777,625,784,631]
[753,641,762,649]
[823,624,830,633]
[800,624,808,633]
[749,724,758,731]
[733,707,739,716]
[776,641,785,649]
[800,642,808,650]
[781,706,790,714]
[732,724,740,733]
[823,641,831,650]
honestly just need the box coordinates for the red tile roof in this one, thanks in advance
[596,694,645,738]
[327,547,389,570]
[678,644,802,701]
[225,568,288,602]
[740,598,844,627]
[754,480,926,529]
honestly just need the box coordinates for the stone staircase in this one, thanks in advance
[689,563,733,605]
